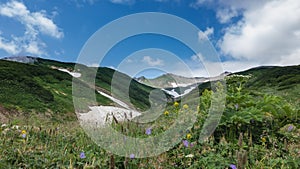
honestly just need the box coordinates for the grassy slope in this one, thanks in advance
[0,60,112,123]
[236,65,300,106]
[185,65,300,102]
[0,58,171,123]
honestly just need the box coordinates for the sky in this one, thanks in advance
[0,0,299,78]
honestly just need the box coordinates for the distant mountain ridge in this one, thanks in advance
[135,72,231,89]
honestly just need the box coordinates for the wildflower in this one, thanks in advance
[185,154,194,158]
[261,137,266,143]
[80,152,86,159]
[21,130,27,138]
[145,128,152,135]
[21,133,26,138]
[21,130,26,135]
[265,112,273,117]
[229,164,237,169]
[183,104,189,109]
[129,154,135,159]
[183,140,189,147]
[164,110,169,116]
[174,101,179,107]
[186,133,192,139]
[287,125,294,132]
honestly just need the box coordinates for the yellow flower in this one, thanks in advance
[261,137,266,143]
[186,133,192,139]
[174,102,179,107]
[183,104,189,109]
[21,130,26,134]
[265,112,273,117]
[164,111,169,116]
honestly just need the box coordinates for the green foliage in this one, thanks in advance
[0,59,299,168]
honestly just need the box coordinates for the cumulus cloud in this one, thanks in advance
[198,27,214,40]
[191,0,268,23]
[219,0,300,65]
[0,0,63,56]
[142,56,164,66]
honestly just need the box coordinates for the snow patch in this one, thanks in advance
[78,106,141,126]
[58,68,81,78]
[97,91,130,109]
[162,85,197,98]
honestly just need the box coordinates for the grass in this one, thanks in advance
[0,59,299,168]
[1,74,299,168]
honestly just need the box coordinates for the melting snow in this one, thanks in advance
[78,106,141,126]
[162,85,197,98]
[97,91,129,109]
[58,68,81,78]
[78,91,141,126]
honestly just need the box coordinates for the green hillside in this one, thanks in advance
[0,57,165,124]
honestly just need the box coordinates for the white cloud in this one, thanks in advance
[0,1,63,39]
[191,53,204,62]
[0,35,19,54]
[0,0,64,56]
[219,0,300,66]
[198,27,214,40]
[216,8,238,24]
[142,56,164,66]
[192,0,268,23]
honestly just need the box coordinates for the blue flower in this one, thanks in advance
[129,154,135,159]
[80,152,86,159]
[287,125,294,132]
[21,133,26,138]
[183,140,189,147]
[145,128,152,135]
[229,164,237,169]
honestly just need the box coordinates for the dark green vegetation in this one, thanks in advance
[0,58,299,168]
[0,57,163,123]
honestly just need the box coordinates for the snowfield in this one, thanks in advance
[78,91,141,126]
[162,85,197,98]
[58,68,81,78]
[97,91,129,109]
[78,106,141,126]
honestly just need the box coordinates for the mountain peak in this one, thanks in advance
[2,56,38,64]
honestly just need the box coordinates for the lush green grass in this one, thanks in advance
[0,58,167,122]
[0,59,299,168]
[0,60,113,122]
[1,73,299,168]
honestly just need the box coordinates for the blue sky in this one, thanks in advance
[0,0,299,78]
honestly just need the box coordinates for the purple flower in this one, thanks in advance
[183,140,189,147]
[80,152,86,159]
[129,154,135,159]
[145,128,152,135]
[229,164,237,169]
[287,125,294,132]
[21,134,26,138]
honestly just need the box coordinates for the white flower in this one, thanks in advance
[185,154,194,158]
[12,125,19,130]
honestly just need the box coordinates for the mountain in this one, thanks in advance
[136,72,231,99]
[184,64,300,107]
[135,73,209,88]
[0,56,170,124]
